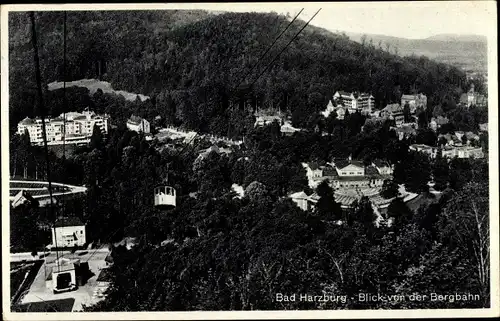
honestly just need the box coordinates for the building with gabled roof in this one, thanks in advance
[126,115,151,134]
[11,190,39,209]
[401,93,427,113]
[51,217,86,248]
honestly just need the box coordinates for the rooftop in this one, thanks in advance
[383,104,403,114]
[54,216,84,228]
[128,115,146,125]
[334,159,364,169]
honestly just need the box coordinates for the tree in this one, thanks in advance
[403,102,411,123]
[415,128,437,146]
[440,182,489,301]
[417,111,429,129]
[90,124,104,150]
[395,151,431,193]
[381,179,399,199]
[432,155,449,191]
[387,197,413,227]
[315,180,342,220]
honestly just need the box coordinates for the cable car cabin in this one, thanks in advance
[154,185,176,209]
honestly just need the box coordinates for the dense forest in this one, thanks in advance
[9,10,468,136]
[9,10,490,310]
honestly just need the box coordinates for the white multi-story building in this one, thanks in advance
[333,91,374,115]
[410,143,484,159]
[126,115,151,134]
[17,109,109,146]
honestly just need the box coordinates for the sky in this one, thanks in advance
[189,1,496,40]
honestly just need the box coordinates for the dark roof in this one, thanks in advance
[308,162,321,170]
[333,159,349,169]
[337,90,351,97]
[54,216,84,227]
[373,160,389,168]
[19,117,35,125]
[365,165,378,175]
[383,104,403,114]
[128,115,146,125]
[322,166,338,177]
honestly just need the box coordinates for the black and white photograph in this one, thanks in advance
[1,2,498,319]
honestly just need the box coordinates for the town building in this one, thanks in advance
[429,116,449,131]
[289,191,311,211]
[460,84,487,108]
[321,100,347,120]
[438,131,479,147]
[126,115,151,134]
[401,93,427,113]
[410,143,484,159]
[51,217,86,248]
[254,110,285,127]
[17,109,109,146]
[303,158,393,190]
[392,125,417,141]
[280,120,301,136]
[409,144,438,159]
[11,190,39,209]
[333,91,374,115]
[380,103,404,126]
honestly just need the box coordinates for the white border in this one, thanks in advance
[1,2,498,320]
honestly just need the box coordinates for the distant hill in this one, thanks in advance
[9,11,466,134]
[425,34,487,43]
[344,31,487,75]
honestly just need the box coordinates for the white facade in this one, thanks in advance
[289,191,310,211]
[126,116,151,134]
[17,109,109,145]
[52,225,86,248]
[401,93,427,113]
[333,91,374,114]
[336,164,365,176]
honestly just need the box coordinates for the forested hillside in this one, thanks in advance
[9,10,490,311]
[10,11,466,135]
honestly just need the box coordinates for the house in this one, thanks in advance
[333,91,374,115]
[438,132,478,147]
[441,146,484,159]
[303,162,324,183]
[429,116,449,131]
[392,125,417,140]
[459,84,487,108]
[17,108,109,146]
[280,121,301,136]
[409,144,438,159]
[328,158,392,189]
[401,93,427,113]
[380,104,404,126]
[11,190,39,209]
[51,217,86,248]
[127,115,151,134]
[254,109,284,128]
[289,191,311,211]
[321,100,347,120]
